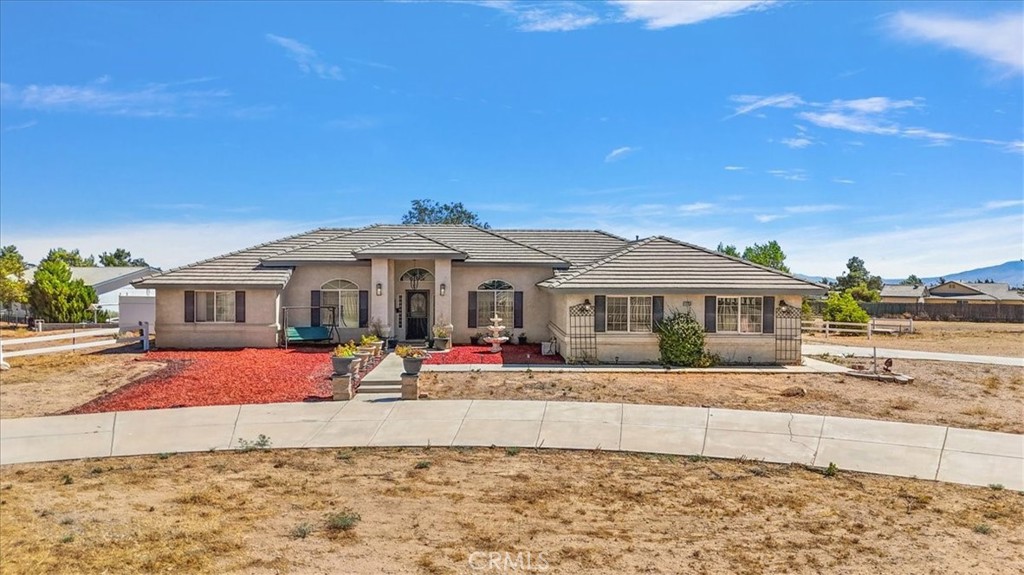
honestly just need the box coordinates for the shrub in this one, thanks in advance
[655,310,708,367]
[290,522,314,539]
[326,510,361,531]
[823,291,870,324]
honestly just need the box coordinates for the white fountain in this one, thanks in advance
[482,314,509,353]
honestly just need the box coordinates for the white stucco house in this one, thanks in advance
[134,225,826,364]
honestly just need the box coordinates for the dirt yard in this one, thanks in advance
[0,352,167,419]
[804,320,1024,357]
[421,359,1024,433]
[1,449,1020,575]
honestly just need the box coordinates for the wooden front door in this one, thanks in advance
[406,290,429,340]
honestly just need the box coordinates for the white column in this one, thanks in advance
[370,258,390,333]
[434,258,452,328]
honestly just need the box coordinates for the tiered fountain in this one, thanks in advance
[482,314,508,353]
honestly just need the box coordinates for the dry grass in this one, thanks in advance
[804,320,1024,357]
[421,359,1024,433]
[1,449,1021,574]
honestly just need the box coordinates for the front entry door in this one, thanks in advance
[406,290,429,340]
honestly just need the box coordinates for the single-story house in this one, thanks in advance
[922,281,1024,305]
[134,225,826,364]
[879,284,926,304]
[14,265,158,319]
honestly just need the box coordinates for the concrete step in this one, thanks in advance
[358,381,402,394]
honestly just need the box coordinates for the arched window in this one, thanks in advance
[399,268,433,288]
[476,279,514,328]
[321,279,359,327]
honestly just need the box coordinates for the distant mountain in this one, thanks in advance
[901,260,1024,288]
[796,260,1024,289]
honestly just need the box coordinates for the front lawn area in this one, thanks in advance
[804,320,1024,357]
[2,448,1021,574]
[421,358,1024,433]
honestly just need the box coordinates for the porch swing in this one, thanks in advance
[281,305,339,348]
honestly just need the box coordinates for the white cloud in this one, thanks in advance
[983,199,1024,210]
[604,146,637,162]
[827,97,920,114]
[727,93,803,118]
[888,11,1024,74]
[266,34,343,80]
[472,1,600,32]
[0,79,229,118]
[613,0,777,29]
[2,120,37,132]
[723,165,746,171]
[780,137,813,149]
[678,202,715,214]
[767,168,808,182]
[832,178,855,185]
[755,214,786,223]
[797,111,899,136]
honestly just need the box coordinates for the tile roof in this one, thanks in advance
[496,229,629,266]
[351,233,467,258]
[926,281,1024,302]
[134,229,349,288]
[263,225,568,266]
[880,284,926,298]
[537,236,827,294]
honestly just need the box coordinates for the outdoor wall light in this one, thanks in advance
[440,283,447,296]
[376,283,383,296]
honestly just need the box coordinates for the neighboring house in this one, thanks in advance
[923,281,1024,306]
[134,225,826,364]
[880,284,926,304]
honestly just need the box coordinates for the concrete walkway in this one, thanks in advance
[1,400,1020,490]
[804,343,1023,367]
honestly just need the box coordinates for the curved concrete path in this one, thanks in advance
[2,400,1020,490]
[803,343,1023,367]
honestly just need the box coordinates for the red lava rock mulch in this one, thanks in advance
[70,348,339,414]
[424,344,564,365]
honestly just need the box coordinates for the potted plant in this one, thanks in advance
[361,333,383,356]
[396,345,429,375]
[331,341,358,375]
[470,331,484,346]
[432,323,452,351]
[517,332,528,345]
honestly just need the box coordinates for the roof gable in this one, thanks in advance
[538,236,826,294]
[352,233,467,258]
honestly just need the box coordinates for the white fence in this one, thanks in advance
[802,318,914,338]
[0,323,150,368]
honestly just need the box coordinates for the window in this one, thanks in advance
[716,296,762,333]
[195,291,235,323]
[476,280,513,328]
[400,268,433,284]
[321,279,359,327]
[606,296,653,333]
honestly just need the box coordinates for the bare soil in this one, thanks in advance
[805,320,1024,357]
[421,359,1024,433]
[0,352,166,419]
[1,449,1021,574]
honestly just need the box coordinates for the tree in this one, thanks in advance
[741,241,791,273]
[99,248,148,267]
[835,256,883,295]
[28,260,98,322]
[716,243,741,257]
[401,200,489,228]
[43,247,95,267]
[823,291,870,324]
[0,245,29,309]
[900,274,923,286]
[847,284,881,302]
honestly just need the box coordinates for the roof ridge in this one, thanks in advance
[140,227,342,280]
[261,225,372,261]
[478,226,570,264]
[542,236,659,288]
[352,231,466,254]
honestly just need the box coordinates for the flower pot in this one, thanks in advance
[331,355,356,375]
[402,357,425,375]
[386,337,398,350]
[517,335,527,345]
[371,341,384,356]
[355,351,372,370]
[470,336,480,346]
[433,337,450,351]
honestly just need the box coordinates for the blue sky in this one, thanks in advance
[1,0,1021,277]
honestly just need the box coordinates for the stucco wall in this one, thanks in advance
[450,265,556,344]
[154,287,279,349]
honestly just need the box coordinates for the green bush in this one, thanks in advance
[823,291,870,323]
[655,310,712,367]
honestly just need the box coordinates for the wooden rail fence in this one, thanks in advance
[802,318,914,338]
